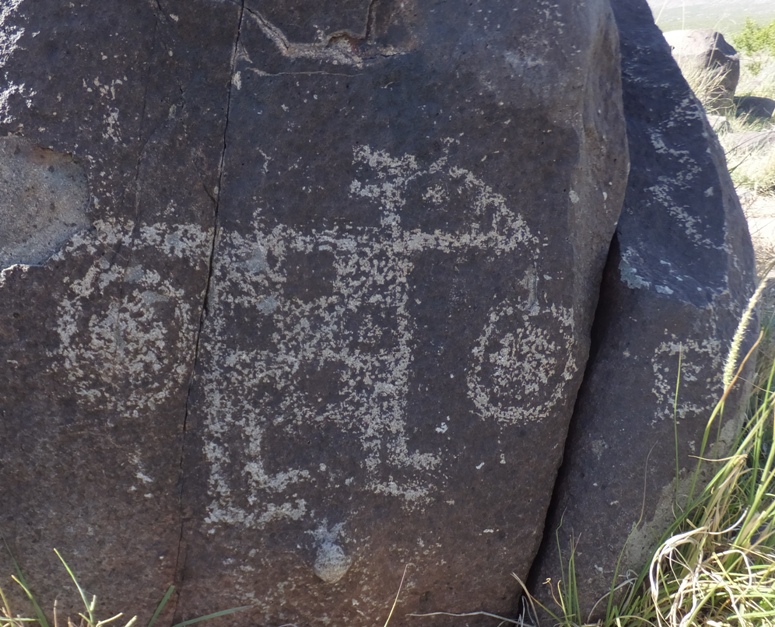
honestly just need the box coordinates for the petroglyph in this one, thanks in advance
[642,99,725,251]
[468,299,576,425]
[201,141,579,530]
[50,217,211,416]
[651,335,724,426]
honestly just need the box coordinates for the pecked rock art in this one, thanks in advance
[198,142,579,531]
[176,0,630,623]
[172,51,626,616]
[0,0,755,623]
[1,0,638,625]
[49,217,212,417]
[0,0,238,622]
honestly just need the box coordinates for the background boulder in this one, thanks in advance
[529,0,757,619]
[664,29,740,111]
[735,95,775,120]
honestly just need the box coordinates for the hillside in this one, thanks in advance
[647,0,775,32]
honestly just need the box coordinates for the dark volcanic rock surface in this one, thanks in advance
[529,0,756,619]
[735,95,775,120]
[0,0,238,621]
[1,0,756,624]
[0,0,707,625]
[176,2,627,625]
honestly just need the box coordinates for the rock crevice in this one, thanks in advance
[173,0,247,611]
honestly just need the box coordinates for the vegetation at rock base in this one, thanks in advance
[0,547,248,627]
[528,312,775,626]
[4,314,775,627]
[706,20,775,197]
[734,19,775,57]
[523,19,775,627]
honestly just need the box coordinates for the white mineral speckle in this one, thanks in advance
[619,252,651,290]
[0,1,26,124]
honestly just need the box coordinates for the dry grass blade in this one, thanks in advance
[521,294,775,627]
[0,548,251,627]
[409,610,523,625]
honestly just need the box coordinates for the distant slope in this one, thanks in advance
[647,0,775,34]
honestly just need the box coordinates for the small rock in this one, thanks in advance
[664,29,740,111]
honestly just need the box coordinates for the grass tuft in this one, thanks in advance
[527,315,775,626]
[0,547,249,627]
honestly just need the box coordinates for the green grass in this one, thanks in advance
[0,547,249,627]
[650,3,775,35]
[734,19,775,57]
[527,291,775,626]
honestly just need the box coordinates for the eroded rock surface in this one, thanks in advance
[2,1,754,626]
[177,2,627,624]
[0,136,90,268]
[529,0,757,618]
[0,0,628,625]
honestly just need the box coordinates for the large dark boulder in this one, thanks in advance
[735,95,775,120]
[0,0,757,625]
[178,2,627,625]
[0,0,234,621]
[529,0,756,619]
[0,1,628,626]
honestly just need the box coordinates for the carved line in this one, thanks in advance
[244,6,404,69]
